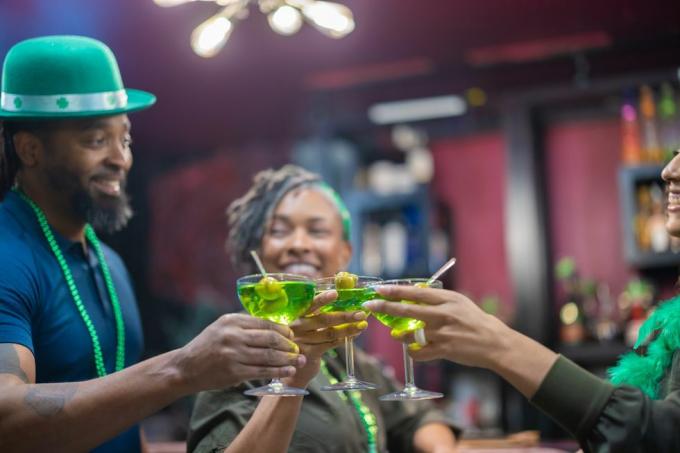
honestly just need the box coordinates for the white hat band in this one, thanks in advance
[1,90,128,113]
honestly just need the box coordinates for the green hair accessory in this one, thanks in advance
[315,182,352,241]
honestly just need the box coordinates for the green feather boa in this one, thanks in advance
[608,295,680,399]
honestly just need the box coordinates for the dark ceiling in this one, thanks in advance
[1,0,679,153]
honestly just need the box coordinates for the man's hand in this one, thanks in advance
[174,313,305,393]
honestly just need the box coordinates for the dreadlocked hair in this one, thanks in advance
[0,120,54,200]
[0,122,21,200]
[227,164,321,273]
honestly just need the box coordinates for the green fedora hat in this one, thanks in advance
[0,35,156,119]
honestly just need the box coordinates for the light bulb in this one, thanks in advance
[191,15,233,58]
[302,1,354,38]
[268,5,303,35]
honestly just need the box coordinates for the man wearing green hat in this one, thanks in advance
[0,35,309,452]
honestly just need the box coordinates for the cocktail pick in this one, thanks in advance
[250,250,268,276]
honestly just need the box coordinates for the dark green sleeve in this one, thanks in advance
[187,385,260,453]
[353,349,460,453]
[530,355,615,438]
[531,354,680,452]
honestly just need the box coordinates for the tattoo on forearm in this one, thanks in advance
[0,344,29,383]
[24,384,78,417]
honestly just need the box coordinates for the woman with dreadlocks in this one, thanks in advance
[188,165,459,453]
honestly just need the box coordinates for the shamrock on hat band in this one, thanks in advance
[1,90,128,113]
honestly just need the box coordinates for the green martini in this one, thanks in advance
[319,287,378,313]
[372,278,444,401]
[236,273,315,397]
[372,306,424,335]
[315,274,382,391]
[238,279,315,325]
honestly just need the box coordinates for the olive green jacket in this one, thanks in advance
[188,348,458,453]
[531,353,680,452]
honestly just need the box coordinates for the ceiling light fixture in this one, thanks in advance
[368,95,467,125]
[153,0,355,58]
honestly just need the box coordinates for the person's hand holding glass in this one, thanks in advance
[237,272,316,396]
[369,278,445,401]
[315,273,382,391]
[238,272,370,396]
[286,288,369,390]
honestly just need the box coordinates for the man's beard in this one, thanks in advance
[45,167,133,234]
[73,187,133,234]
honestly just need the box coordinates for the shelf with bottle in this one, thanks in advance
[345,185,434,280]
[620,82,680,167]
[618,165,680,268]
[554,258,657,368]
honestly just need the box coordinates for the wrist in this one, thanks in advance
[484,318,518,372]
[282,357,321,388]
[486,327,559,397]
[158,349,193,397]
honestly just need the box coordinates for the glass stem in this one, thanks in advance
[402,343,416,390]
[345,337,356,380]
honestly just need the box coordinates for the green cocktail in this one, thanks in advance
[236,273,316,397]
[372,307,424,335]
[318,287,378,313]
[372,280,441,334]
[239,280,315,325]
[315,274,382,391]
[371,278,444,401]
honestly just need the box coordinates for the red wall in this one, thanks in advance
[431,132,514,318]
[545,118,636,299]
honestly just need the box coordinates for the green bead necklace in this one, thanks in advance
[320,352,379,453]
[16,190,126,377]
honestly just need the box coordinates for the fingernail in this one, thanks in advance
[357,320,368,330]
[290,342,300,354]
[285,366,297,376]
[361,301,376,309]
[353,311,367,320]
[373,285,389,294]
[408,343,422,351]
[297,355,306,367]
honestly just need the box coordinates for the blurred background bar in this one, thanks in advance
[2,0,680,444]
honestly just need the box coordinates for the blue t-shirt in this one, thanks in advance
[0,191,144,453]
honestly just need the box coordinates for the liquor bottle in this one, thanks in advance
[639,85,663,163]
[635,185,652,251]
[555,258,587,344]
[659,83,680,161]
[621,91,642,165]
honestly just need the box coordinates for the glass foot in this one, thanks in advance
[244,382,309,397]
[321,378,380,391]
[379,385,443,401]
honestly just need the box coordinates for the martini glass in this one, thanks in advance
[372,278,444,401]
[237,273,315,396]
[316,275,382,391]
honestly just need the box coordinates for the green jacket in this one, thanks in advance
[531,352,680,452]
[188,348,458,452]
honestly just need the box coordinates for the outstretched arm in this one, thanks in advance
[0,314,303,453]
[363,286,558,398]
